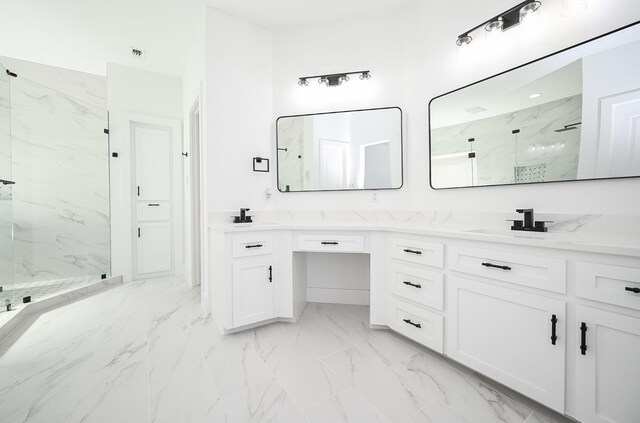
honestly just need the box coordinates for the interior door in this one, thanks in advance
[232,257,275,327]
[133,123,173,278]
[319,138,348,189]
[575,306,640,423]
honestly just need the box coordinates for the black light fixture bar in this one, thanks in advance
[298,70,371,87]
[456,0,541,46]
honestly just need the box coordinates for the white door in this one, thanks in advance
[319,138,349,189]
[133,123,173,278]
[575,306,640,423]
[446,277,566,412]
[232,257,275,327]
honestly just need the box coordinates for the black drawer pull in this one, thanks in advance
[550,314,558,345]
[403,249,422,255]
[321,241,339,245]
[625,287,640,294]
[245,244,263,249]
[403,281,422,289]
[403,319,421,328]
[482,262,511,271]
[580,322,588,355]
[148,203,160,207]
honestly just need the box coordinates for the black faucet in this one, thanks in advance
[233,208,253,224]
[509,208,551,232]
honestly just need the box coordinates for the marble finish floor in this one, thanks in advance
[0,276,575,423]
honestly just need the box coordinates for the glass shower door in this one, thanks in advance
[0,63,14,312]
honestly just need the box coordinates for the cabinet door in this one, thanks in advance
[447,277,566,412]
[575,306,640,423]
[232,257,275,327]
[136,222,172,275]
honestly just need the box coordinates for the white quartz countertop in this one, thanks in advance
[208,220,640,257]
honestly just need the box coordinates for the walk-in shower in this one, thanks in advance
[0,62,110,313]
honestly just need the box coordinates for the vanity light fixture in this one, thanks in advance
[455,0,542,46]
[298,70,371,87]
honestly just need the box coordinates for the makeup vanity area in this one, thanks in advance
[208,22,640,423]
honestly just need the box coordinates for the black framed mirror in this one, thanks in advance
[276,107,403,192]
[429,21,640,189]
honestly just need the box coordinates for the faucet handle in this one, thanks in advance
[241,208,250,212]
[516,208,533,214]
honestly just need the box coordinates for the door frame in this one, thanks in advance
[188,98,203,287]
[125,113,182,281]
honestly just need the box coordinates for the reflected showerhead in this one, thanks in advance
[554,122,582,133]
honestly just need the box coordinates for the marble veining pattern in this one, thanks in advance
[3,73,110,291]
[0,276,579,422]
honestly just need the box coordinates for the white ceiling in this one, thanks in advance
[204,0,420,30]
[0,0,421,77]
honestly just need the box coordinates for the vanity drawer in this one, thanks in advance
[390,237,444,269]
[232,232,273,258]
[137,202,170,221]
[448,245,566,293]
[295,233,365,253]
[389,298,444,353]
[576,262,640,310]
[391,264,444,311]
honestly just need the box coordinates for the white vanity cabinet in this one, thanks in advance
[210,230,291,331]
[574,306,640,423]
[447,276,566,412]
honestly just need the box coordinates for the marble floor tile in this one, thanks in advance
[0,277,573,423]
[322,346,436,423]
[207,377,309,423]
[259,340,346,409]
[406,399,474,423]
[395,352,533,423]
[303,387,391,423]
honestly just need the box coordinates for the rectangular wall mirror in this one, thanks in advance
[429,21,640,189]
[277,107,403,192]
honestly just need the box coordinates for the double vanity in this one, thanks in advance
[208,214,640,423]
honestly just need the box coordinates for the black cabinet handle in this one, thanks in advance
[550,314,558,345]
[482,262,511,271]
[403,281,422,289]
[321,241,339,245]
[403,249,422,255]
[137,228,140,238]
[625,286,640,294]
[580,322,588,355]
[137,186,140,196]
[403,319,421,328]
[245,244,263,249]
[148,203,160,207]
[268,266,272,283]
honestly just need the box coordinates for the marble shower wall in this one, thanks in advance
[432,95,582,187]
[277,117,304,191]
[9,76,110,284]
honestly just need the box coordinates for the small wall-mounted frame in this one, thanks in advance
[253,157,270,172]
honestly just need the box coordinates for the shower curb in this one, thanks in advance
[0,276,123,346]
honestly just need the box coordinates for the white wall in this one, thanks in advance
[107,64,183,282]
[205,9,274,213]
[269,0,640,214]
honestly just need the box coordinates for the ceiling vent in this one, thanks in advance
[130,47,146,60]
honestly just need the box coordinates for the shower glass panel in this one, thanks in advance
[9,75,110,304]
[0,62,14,312]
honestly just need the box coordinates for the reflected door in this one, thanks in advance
[319,139,349,189]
